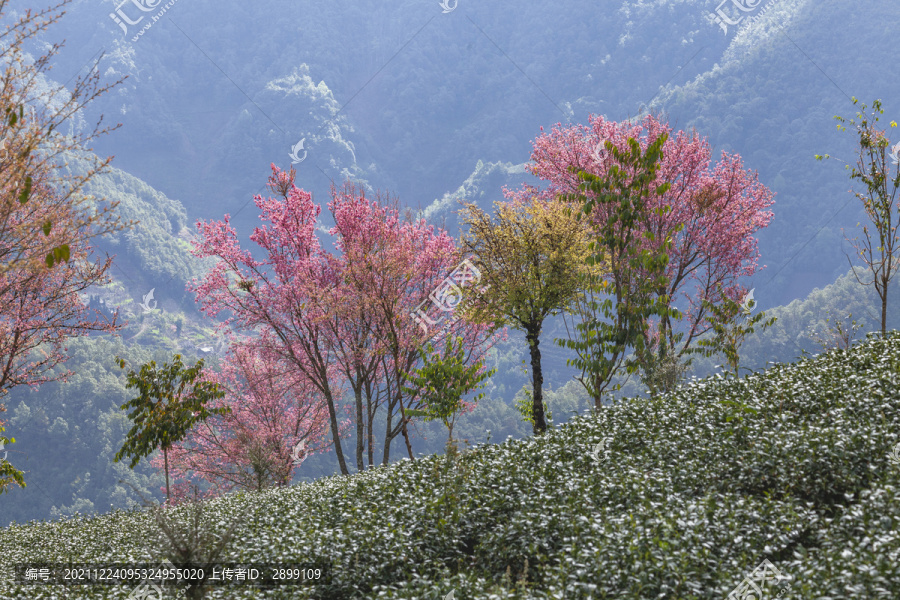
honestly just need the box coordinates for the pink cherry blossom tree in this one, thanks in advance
[327,181,502,465]
[516,114,775,379]
[152,339,334,501]
[189,167,500,476]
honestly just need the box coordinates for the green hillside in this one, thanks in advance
[2,330,899,599]
[56,151,214,310]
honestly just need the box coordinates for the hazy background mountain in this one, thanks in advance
[27,0,892,307]
[3,0,900,524]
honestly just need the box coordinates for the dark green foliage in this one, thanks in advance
[113,355,229,501]
[43,244,69,268]
[0,421,24,495]
[402,335,497,449]
[695,282,777,377]
[5,331,900,598]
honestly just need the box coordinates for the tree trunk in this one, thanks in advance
[354,385,364,472]
[383,401,393,466]
[447,420,455,453]
[526,326,547,434]
[163,446,170,503]
[323,387,350,475]
[367,396,375,467]
[401,414,415,459]
[397,393,415,459]
[387,369,416,461]
[382,374,415,463]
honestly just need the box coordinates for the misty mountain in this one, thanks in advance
[3,0,900,525]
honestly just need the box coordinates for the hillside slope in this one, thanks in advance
[2,330,899,598]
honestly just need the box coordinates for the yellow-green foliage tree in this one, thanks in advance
[458,195,604,434]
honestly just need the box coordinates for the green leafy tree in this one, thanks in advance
[401,335,496,451]
[817,97,900,335]
[113,354,230,503]
[0,404,24,494]
[695,284,776,377]
[556,133,682,408]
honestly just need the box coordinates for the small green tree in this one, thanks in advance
[114,355,230,503]
[556,133,683,408]
[0,404,25,494]
[401,335,496,451]
[817,97,900,336]
[636,331,692,397]
[514,384,552,427]
[807,311,865,353]
[695,284,776,377]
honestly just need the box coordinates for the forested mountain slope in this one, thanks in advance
[28,0,894,308]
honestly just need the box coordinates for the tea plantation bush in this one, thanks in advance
[2,332,900,598]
